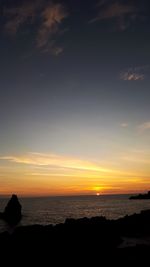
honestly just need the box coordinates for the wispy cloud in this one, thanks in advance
[36,3,67,53]
[3,1,41,34]
[138,122,150,132]
[120,72,144,81]
[120,65,150,81]
[0,152,114,173]
[90,1,137,31]
[96,2,135,21]
[3,1,68,54]
[120,123,128,128]
[1,152,141,181]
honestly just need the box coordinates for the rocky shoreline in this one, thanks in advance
[0,196,150,262]
[1,209,150,249]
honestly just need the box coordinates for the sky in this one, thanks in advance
[0,0,150,196]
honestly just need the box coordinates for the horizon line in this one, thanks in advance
[0,191,147,198]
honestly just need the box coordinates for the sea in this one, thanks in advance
[0,194,150,233]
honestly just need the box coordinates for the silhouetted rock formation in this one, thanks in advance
[129,191,150,199]
[0,209,150,263]
[0,212,3,220]
[2,194,22,225]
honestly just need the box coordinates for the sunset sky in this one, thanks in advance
[0,0,150,196]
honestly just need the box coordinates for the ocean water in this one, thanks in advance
[0,194,150,233]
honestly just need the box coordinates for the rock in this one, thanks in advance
[129,191,150,200]
[0,212,4,220]
[3,194,22,225]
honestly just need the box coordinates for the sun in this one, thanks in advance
[93,186,103,195]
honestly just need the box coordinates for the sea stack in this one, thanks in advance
[3,194,22,225]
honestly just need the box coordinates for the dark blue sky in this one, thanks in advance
[0,0,150,151]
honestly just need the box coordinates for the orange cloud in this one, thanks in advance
[37,3,67,53]
[98,2,135,20]
[0,152,115,173]
[90,1,137,31]
[3,1,68,54]
[4,1,41,34]
[138,122,150,132]
[120,72,144,81]
[120,65,150,81]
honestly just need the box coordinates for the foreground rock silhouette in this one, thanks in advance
[0,208,150,259]
[0,209,150,264]
[0,194,22,225]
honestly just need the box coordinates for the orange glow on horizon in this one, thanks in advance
[0,152,150,196]
[0,175,150,197]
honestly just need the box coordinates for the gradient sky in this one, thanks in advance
[0,0,150,196]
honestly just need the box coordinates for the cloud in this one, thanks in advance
[120,123,128,128]
[3,1,41,34]
[90,1,138,31]
[119,65,149,81]
[120,65,150,81]
[1,153,138,181]
[42,44,64,55]
[97,2,135,20]
[36,3,67,52]
[0,152,114,173]
[3,1,68,54]
[120,72,144,81]
[138,122,150,132]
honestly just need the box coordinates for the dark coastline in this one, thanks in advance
[129,191,150,200]
[1,209,150,263]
